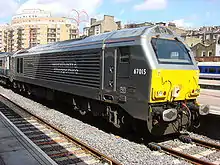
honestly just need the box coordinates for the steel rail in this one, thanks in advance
[155,143,216,165]
[190,136,220,151]
[0,94,122,165]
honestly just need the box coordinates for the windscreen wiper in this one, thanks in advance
[174,37,190,53]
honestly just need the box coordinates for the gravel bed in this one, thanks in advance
[160,139,185,148]
[0,86,191,165]
[180,145,207,155]
[203,150,220,162]
[159,138,220,163]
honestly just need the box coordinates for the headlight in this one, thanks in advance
[154,90,167,99]
[157,91,163,97]
[192,89,200,93]
[190,88,200,97]
[195,89,200,93]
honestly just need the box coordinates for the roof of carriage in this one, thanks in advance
[0,52,11,57]
[197,62,220,66]
[16,25,175,54]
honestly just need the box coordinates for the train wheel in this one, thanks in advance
[13,82,17,89]
[79,109,86,115]
[72,97,91,116]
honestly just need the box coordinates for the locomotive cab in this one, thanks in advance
[140,26,210,135]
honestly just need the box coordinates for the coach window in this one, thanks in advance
[119,46,130,63]
[17,58,20,73]
[20,58,23,73]
[0,60,2,67]
[209,68,216,73]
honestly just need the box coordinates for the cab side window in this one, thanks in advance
[119,47,130,63]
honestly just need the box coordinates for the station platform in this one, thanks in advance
[199,79,220,90]
[0,111,57,165]
[199,88,220,116]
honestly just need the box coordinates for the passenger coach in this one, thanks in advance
[9,25,209,136]
[0,52,12,85]
[197,62,220,79]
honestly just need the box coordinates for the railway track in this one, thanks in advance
[148,134,220,165]
[0,94,121,165]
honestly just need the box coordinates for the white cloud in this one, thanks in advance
[17,0,102,17]
[89,13,120,22]
[205,12,211,18]
[92,13,104,20]
[119,9,125,15]
[0,0,19,18]
[171,19,193,28]
[134,0,167,11]
[114,0,131,3]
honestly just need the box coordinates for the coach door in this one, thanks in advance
[103,48,117,97]
[9,57,15,82]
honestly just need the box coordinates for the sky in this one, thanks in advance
[0,0,220,29]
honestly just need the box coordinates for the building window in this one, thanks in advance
[208,51,212,56]
[201,51,206,57]
[206,34,210,40]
